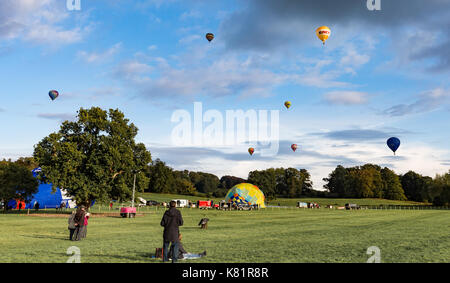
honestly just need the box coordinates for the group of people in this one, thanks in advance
[308,202,320,208]
[65,201,205,262]
[68,205,90,241]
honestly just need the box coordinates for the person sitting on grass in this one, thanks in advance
[169,234,207,260]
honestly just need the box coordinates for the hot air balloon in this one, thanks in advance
[225,183,266,208]
[206,33,214,42]
[316,26,331,45]
[387,137,400,155]
[248,147,254,156]
[291,144,298,152]
[284,101,291,109]
[48,90,59,101]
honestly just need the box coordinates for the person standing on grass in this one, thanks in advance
[160,200,183,263]
[80,212,90,239]
[68,211,76,240]
[72,205,86,241]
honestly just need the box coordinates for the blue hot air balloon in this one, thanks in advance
[387,137,400,155]
[48,90,59,101]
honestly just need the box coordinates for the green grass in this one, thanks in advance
[1,208,449,263]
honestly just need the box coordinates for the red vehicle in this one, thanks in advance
[120,207,136,218]
[197,200,212,209]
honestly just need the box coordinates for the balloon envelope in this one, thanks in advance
[48,90,59,101]
[248,148,254,155]
[225,183,266,208]
[284,101,291,109]
[291,144,298,152]
[387,137,400,154]
[206,33,214,42]
[316,26,331,45]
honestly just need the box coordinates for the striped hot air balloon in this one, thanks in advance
[48,90,59,101]
[206,33,214,42]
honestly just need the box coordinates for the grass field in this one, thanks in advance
[1,207,449,263]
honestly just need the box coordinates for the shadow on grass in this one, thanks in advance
[86,252,164,262]
[20,234,70,241]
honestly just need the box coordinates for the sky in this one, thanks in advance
[0,0,449,190]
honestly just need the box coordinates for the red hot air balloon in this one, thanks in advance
[248,147,255,156]
[291,144,298,152]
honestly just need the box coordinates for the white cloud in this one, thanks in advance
[77,42,123,63]
[180,10,201,21]
[0,0,90,46]
[113,51,289,100]
[149,136,450,191]
[324,91,369,105]
[25,24,83,45]
[178,34,202,45]
[384,88,450,116]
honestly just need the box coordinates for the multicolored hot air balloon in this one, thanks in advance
[248,147,254,156]
[291,144,298,152]
[316,26,331,45]
[387,137,401,155]
[225,183,266,208]
[284,101,291,109]
[206,33,214,42]
[48,90,59,101]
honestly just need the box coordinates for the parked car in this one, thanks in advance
[236,204,253,211]
[137,197,147,207]
[345,203,360,210]
[120,207,136,218]
[297,202,308,208]
[146,200,159,206]
[172,199,189,208]
[197,200,212,209]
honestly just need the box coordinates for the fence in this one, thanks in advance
[360,205,450,210]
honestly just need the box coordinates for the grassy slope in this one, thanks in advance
[1,208,448,263]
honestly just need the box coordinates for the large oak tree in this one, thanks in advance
[33,107,151,207]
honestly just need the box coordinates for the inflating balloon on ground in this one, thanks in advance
[225,183,266,208]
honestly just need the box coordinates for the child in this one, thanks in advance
[81,212,90,239]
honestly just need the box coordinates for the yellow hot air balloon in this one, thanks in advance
[284,101,291,109]
[316,26,331,45]
[225,183,266,208]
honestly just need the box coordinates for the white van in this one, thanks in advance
[137,197,147,207]
[172,199,189,208]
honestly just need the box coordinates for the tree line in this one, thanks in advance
[324,164,450,205]
[146,159,313,200]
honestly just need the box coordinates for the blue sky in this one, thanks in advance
[0,0,449,189]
